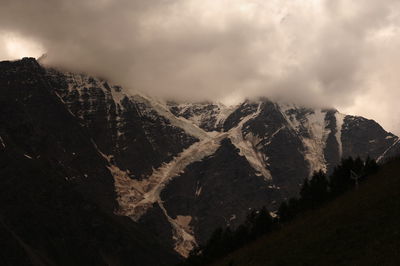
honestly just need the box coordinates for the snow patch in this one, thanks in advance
[121,133,228,220]
[168,102,238,132]
[108,164,146,207]
[214,103,238,129]
[54,91,78,118]
[279,104,330,175]
[195,181,203,197]
[103,132,228,257]
[134,95,210,140]
[228,103,272,180]
[59,72,134,116]
[377,137,400,162]
[24,154,33,159]
[0,136,5,149]
[158,204,196,257]
[175,215,193,231]
[270,126,285,140]
[335,112,345,159]
[109,86,127,106]
[279,103,301,130]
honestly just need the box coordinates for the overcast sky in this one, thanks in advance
[0,0,399,135]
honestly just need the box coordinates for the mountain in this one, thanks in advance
[1,58,398,262]
[377,137,400,163]
[213,157,400,266]
[0,58,179,266]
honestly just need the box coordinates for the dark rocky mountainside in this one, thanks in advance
[0,58,179,266]
[1,58,398,263]
[213,157,400,266]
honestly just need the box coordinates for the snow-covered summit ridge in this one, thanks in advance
[53,70,397,179]
[47,69,212,142]
[48,68,398,178]
[168,101,237,132]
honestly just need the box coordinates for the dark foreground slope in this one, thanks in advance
[215,158,400,266]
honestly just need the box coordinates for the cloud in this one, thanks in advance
[0,0,399,134]
[0,33,44,60]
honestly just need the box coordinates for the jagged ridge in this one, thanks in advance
[1,58,398,260]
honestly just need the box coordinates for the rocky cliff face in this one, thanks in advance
[1,58,398,262]
[164,100,398,252]
[0,58,180,266]
[46,70,198,180]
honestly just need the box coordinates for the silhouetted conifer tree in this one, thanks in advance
[364,156,379,176]
[184,156,381,266]
[250,207,273,237]
[308,170,329,207]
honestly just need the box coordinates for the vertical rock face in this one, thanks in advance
[1,58,399,261]
[0,58,180,265]
[46,70,197,180]
[236,101,310,197]
[378,139,400,162]
[168,102,236,132]
[341,116,398,160]
[163,99,399,251]
[0,58,115,210]
[160,139,282,244]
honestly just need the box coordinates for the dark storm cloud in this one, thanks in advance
[0,0,399,134]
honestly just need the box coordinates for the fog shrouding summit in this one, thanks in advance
[0,0,399,134]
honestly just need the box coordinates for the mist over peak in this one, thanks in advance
[0,0,399,134]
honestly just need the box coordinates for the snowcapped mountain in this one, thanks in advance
[1,58,399,262]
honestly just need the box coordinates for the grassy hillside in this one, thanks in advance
[214,158,400,266]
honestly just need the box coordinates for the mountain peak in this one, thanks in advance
[1,58,399,261]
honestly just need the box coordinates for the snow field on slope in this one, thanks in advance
[377,137,400,162]
[228,103,272,180]
[279,103,331,175]
[335,112,346,159]
[124,133,228,220]
[133,95,210,141]
[108,132,228,257]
